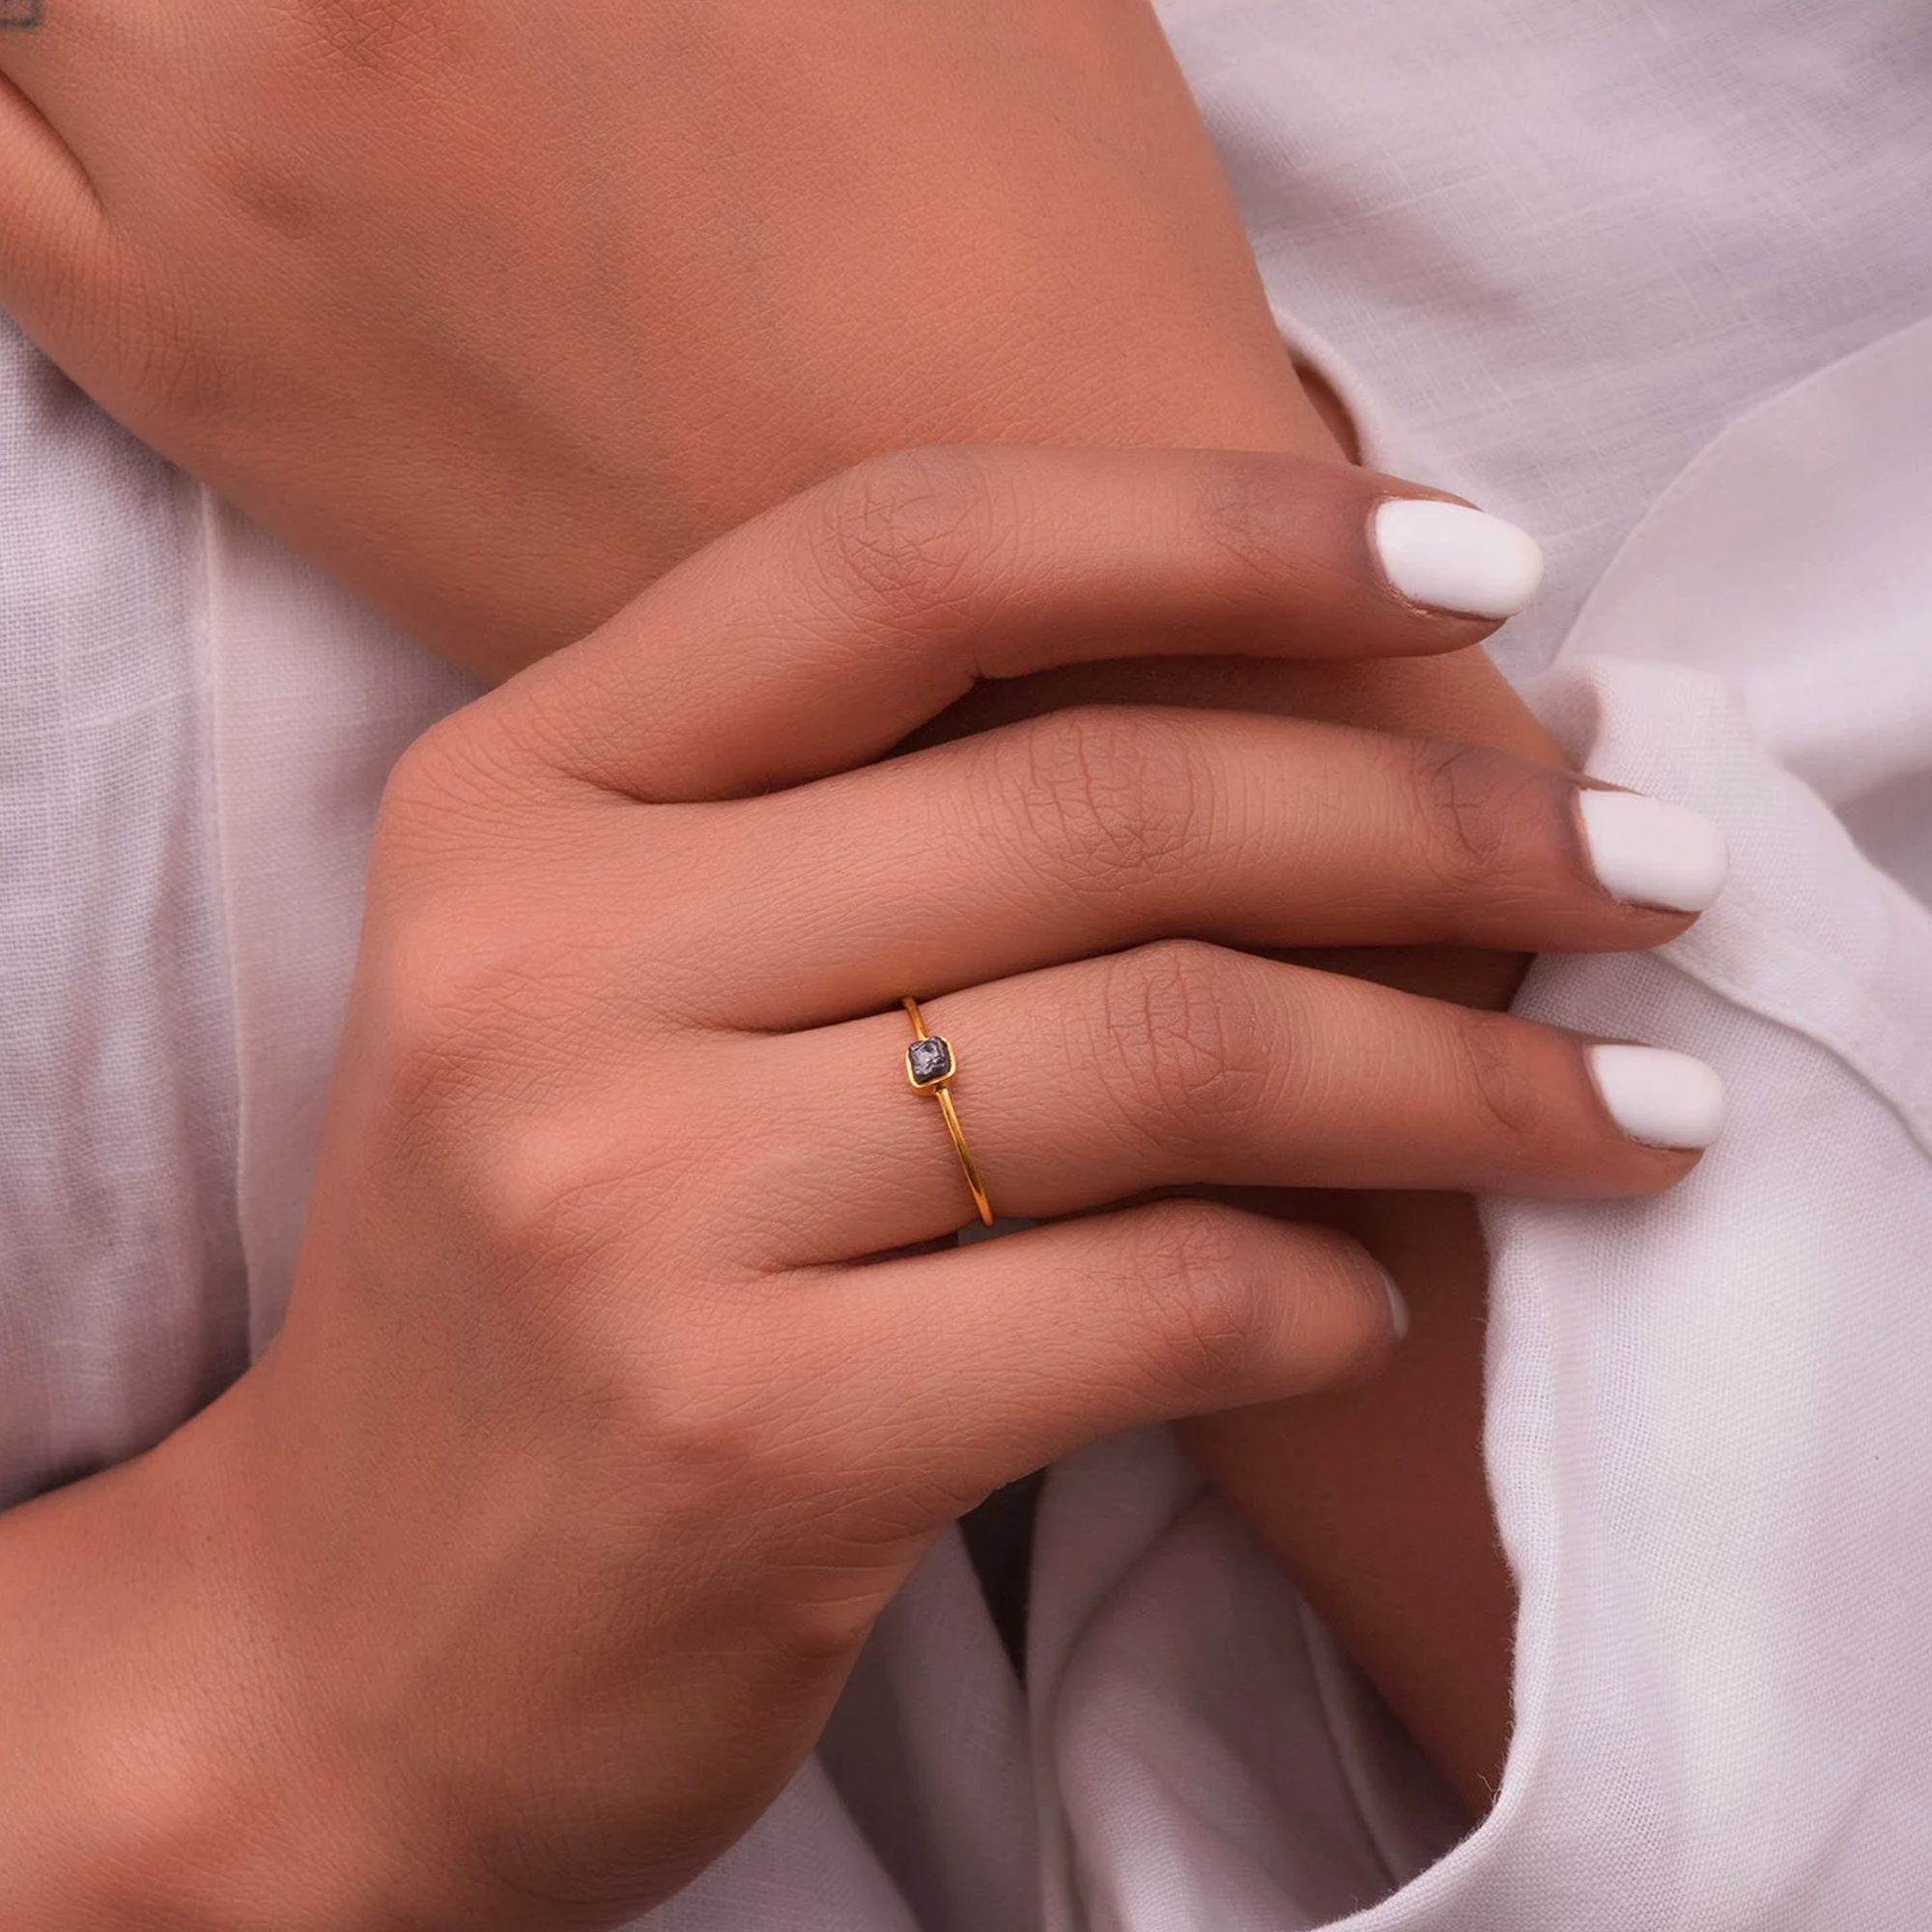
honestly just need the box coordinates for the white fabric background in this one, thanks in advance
[0,338,248,1507]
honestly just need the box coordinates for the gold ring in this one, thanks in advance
[901,996,995,1227]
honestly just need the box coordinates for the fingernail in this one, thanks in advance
[1586,1043,1726,1150]
[1577,789,1730,912]
[1377,1266,1411,1341]
[1372,498,1545,618]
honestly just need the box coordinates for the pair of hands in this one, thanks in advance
[0,4,1720,1919]
[8,443,1714,1929]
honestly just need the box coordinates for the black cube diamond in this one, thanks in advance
[906,1036,955,1089]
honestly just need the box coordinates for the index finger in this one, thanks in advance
[492,442,1543,804]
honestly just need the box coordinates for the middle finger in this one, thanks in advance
[644,705,1725,1029]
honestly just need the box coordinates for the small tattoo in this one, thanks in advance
[0,0,42,24]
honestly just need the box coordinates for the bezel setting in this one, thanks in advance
[905,1035,956,1091]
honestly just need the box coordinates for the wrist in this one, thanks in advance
[0,1391,433,1932]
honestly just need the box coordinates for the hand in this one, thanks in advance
[0,0,1632,1816]
[0,446,1715,1928]
[0,0,1321,679]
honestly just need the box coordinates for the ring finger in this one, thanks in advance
[706,939,1726,1264]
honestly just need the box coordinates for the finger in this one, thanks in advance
[489,442,1544,803]
[632,709,1723,1028]
[703,942,1721,1263]
[800,1201,1401,1505]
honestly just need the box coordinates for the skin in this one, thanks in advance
[0,0,1584,1832]
[0,447,1707,1928]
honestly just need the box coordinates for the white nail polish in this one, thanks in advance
[1577,789,1730,912]
[1587,1044,1726,1150]
[1372,498,1545,618]
[1378,1267,1411,1342]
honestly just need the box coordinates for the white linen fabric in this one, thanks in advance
[0,330,479,1507]
[2,7,1931,1926]
[0,344,250,1507]
[1160,0,1932,681]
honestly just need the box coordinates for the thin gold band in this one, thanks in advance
[901,996,995,1227]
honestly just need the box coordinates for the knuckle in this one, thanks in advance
[372,999,699,1290]
[462,1117,645,1277]
[358,895,618,1179]
[804,446,1006,634]
[1120,1201,1267,1403]
[376,719,490,836]
[369,935,571,1150]
[1189,455,1304,592]
[990,708,1210,895]
[642,1358,802,1490]
[1091,941,1274,1154]
[353,880,716,1276]
[771,1583,895,1672]
[630,1338,860,1553]
[371,708,548,879]
[1408,741,1528,895]
[1448,1009,1552,1145]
